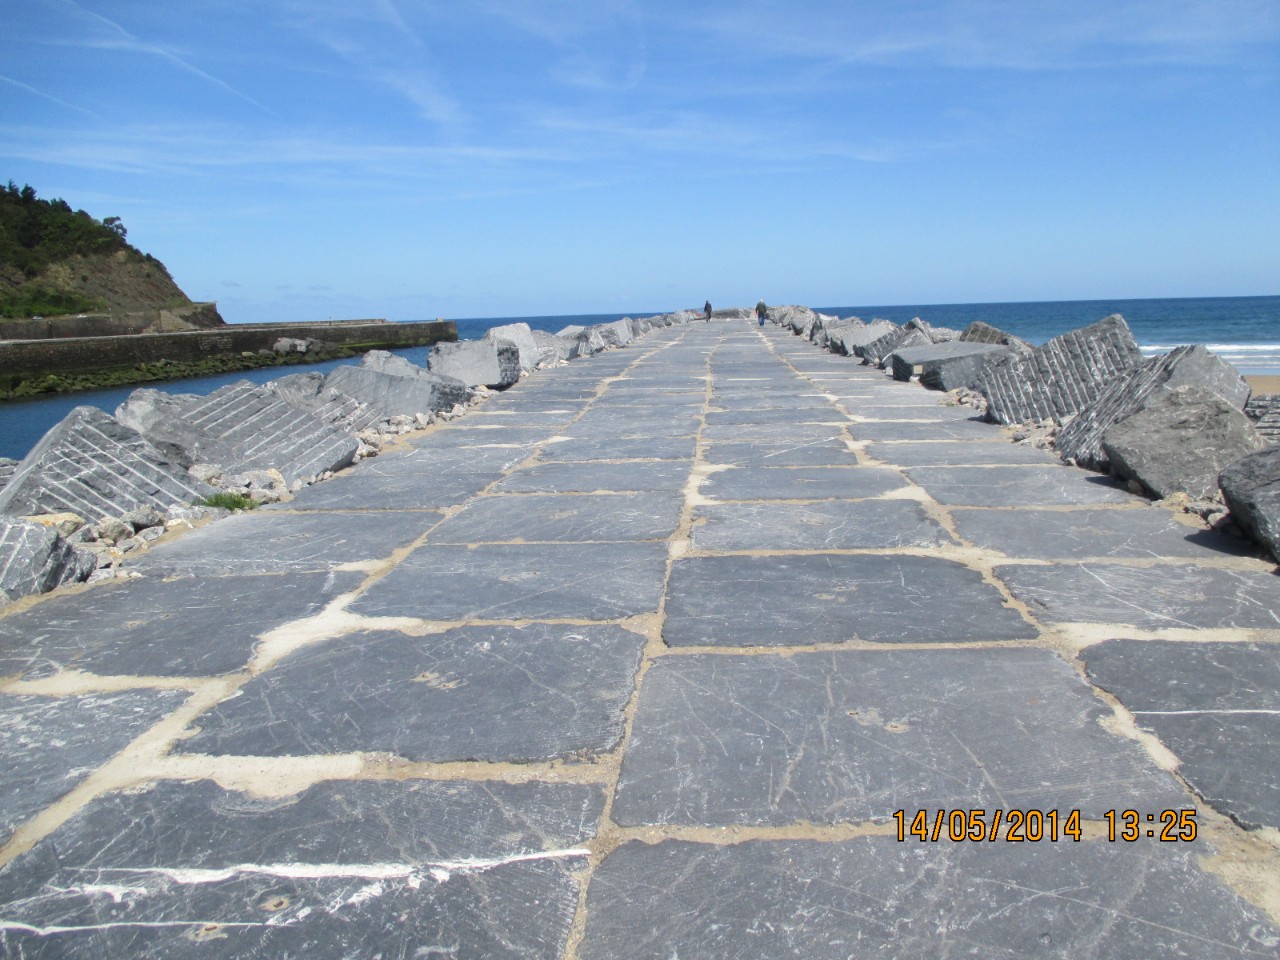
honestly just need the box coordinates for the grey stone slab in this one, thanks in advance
[691,500,951,551]
[267,371,386,435]
[180,623,645,762]
[0,689,188,844]
[351,542,668,620]
[849,418,1001,440]
[0,519,95,606]
[613,648,1185,827]
[537,435,696,461]
[580,837,1280,960]
[699,422,845,443]
[998,562,1280,630]
[665,554,1036,646]
[461,408,581,428]
[865,439,1057,466]
[0,571,362,680]
[493,461,689,493]
[845,402,982,422]
[952,507,1257,560]
[569,414,700,438]
[701,465,908,500]
[906,465,1135,506]
[426,336,521,387]
[433,491,682,543]
[0,779,600,958]
[704,408,838,425]
[703,439,856,467]
[278,468,494,511]
[408,424,559,450]
[1083,639,1280,829]
[0,406,214,520]
[128,510,435,575]
[486,321,540,371]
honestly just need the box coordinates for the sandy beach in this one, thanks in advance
[1247,375,1280,394]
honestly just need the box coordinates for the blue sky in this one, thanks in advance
[3,1,1278,323]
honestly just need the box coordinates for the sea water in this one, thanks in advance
[1,295,1276,461]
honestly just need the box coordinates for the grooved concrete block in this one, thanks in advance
[555,324,586,338]
[0,406,214,519]
[599,319,634,346]
[976,314,1143,425]
[1246,394,1280,446]
[530,329,580,364]
[118,381,359,487]
[1102,385,1266,499]
[890,341,1008,383]
[0,518,95,605]
[772,305,818,337]
[876,327,930,368]
[1220,447,1280,562]
[267,372,387,434]
[330,355,471,414]
[854,323,909,365]
[960,320,1031,349]
[1057,345,1253,471]
[486,323,540,371]
[0,457,18,492]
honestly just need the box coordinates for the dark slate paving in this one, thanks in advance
[431,492,683,543]
[998,563,1280,630]
[866,439,1058,466]
[351,542,669,621]
[180,623,645,762]
[492,460,690,493]
[580,838,1280,960]
[845,403,980,422]
[0,689,188,844]
[705,408,840,425]
[700,465,908,500]
[702,439,857,467]
[612,649,1186,827]
[665,554,1036,646]
[906,465,1135,506]
[0,779,600,958]
[0,572,362,679]
[537,435,696,462]
[128,511,438,576]
[850,419,1002,440]
[699,422,841,442]
[408,425,560,450]
[954,507,1257,560]
[279,469,490,511]
[1083,640,1280,830]
[691,500,951,551]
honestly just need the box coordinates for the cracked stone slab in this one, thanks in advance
[537,435,696,462]
[612,648,1186,827]
[665,554,1036,646]
[568,416,700,439]
[351,542,668,620]
[277,469,495,511]
[407,425,559,450]
[690,500,951,551]
[579,837,1280,960]
[997,563,1280,630]
[849,419,1001,441]
[865,440,1058,466]
[0,571,363,680]
[128,511,436,576]
[492,461,690,493]
[1083,639,1280,829]
[952,507,1257,560]
[702,439,856,468]
[906,466,1135,506]
[0,689,189,845]
[704,409,839,426]
[699,422,842,443]
[700,465,908,501]
[0,779,600,958]
[430,492,683,543]
[180,623,646,762]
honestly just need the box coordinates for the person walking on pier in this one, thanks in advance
[704,300,712,322]
[755,299,767,325]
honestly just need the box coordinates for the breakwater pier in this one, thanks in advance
[1,320,1279,956]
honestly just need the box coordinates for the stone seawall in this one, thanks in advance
[0,303,225,339]
[0,320,457,380]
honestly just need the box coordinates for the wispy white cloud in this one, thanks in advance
[50,0,277,114]
[0,73,105,119]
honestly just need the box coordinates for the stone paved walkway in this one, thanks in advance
[3,322,1280,957]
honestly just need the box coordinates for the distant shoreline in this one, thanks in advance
[1247,375,1280,394]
